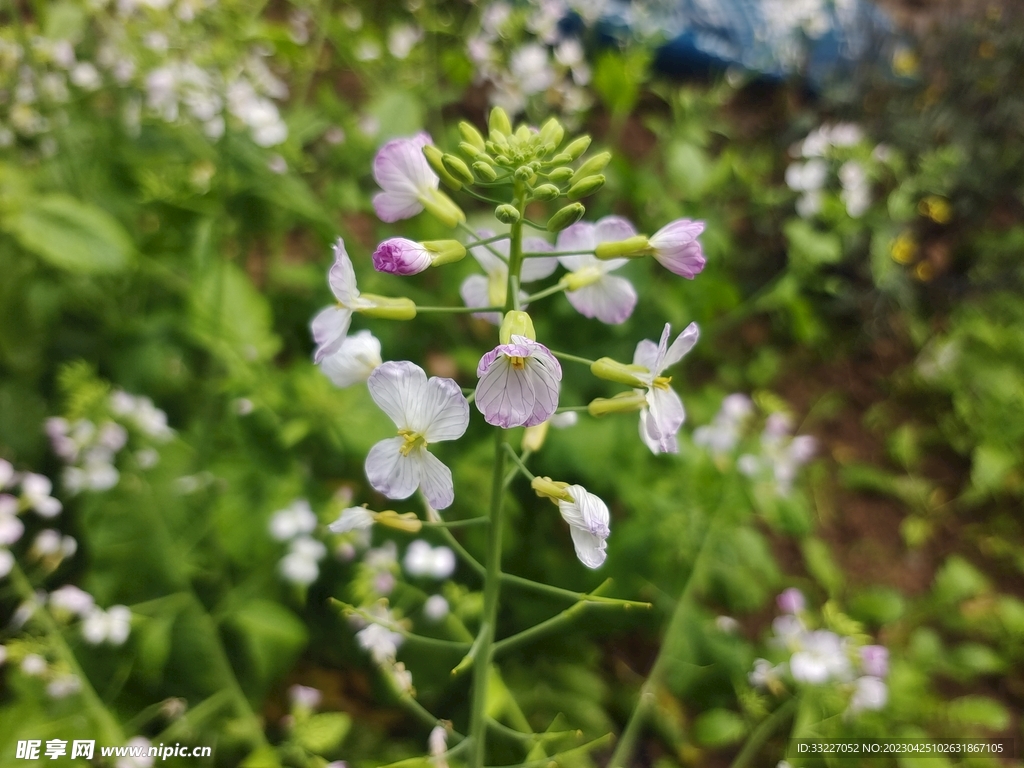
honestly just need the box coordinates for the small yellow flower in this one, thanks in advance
[891,233,918,265]
[919,196,952,224]
[914,261,935,282]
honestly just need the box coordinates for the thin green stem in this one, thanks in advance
[555,405,590,413]
[10,564,125,746]
[500,573,648,607]
[468,428,509,768]
[525,249,595,258]
[484,733,613,768]
[550,350,597,367]
[394,684,466,743]
[466,232,512,248]
[329,599,470,651]
[461,187,507,206]
[416,304,503,314]
[458,221,508,264]
[502,444,536,481]
[523,281,569,304]
[607,493,729,768]
[729,697,798,768]
[437,526,485,576]
[521,218,548,231]
[421,517,490,529]
[502,448,531,487]
[486,718,580,743]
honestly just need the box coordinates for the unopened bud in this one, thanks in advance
[549,153,572,165]
[488,107,512,139]
[499,310,536,344]
[532,184,560,201]
[442,154,475,186]
[420,189,466,228]
[539,117,564,150]
[594,235,650,259]
[358,296,417,320]
[531,476,573,503]
[473,161,498,182]
[521,421,550,453]
[422,240,467,266]
[563,135,592,161]
[459,121,486,152]
[546,203,585,233]
[547,167,574,184]
[587,392,648,417]
[567,174,606,201]
[515,125,531,142]
[570,152,611,185]
[375,510,423,533]
[590,358,651,387]
[423,145,462,191]
[458,141,481,159]
[495,204,521,224]
[514,166,535,183]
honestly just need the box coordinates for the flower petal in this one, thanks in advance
[373,134,436,197]
[662,322,700,370]
[366,437,421,500]
[328,239,361,305]
[310,306,352,363]
[419,376,471,443]
[645,387,685,453]
[319,330,382,387]
[373,190,424,223]
[632,339,660,371]
[412,449,455,509]
[565,274,637,324]
[367,361,428,429]
[476,354,536,428]
[460,275,503,325]
[520,237,558,281]
[469,229,508,276]
[594,215,638,243]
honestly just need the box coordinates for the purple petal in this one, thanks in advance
[649,219,707,278]
[328,239,360,304]
[414,450,455,509]
[372,238,432,275]
[565,274,637,324]
[460,275,503,325]
[367,361,428,429]
[373,190,423,223]
[311,306,352,363]
[366,437,420,500]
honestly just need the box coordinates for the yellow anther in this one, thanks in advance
[510,356,526,370]
[653,376,672,390]
[398,429,427,456]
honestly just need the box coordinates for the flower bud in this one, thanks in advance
[459,121,486,152]
[375,510,423,533]
[422,145,463,191]
[532,184,560,201]
[499,310,536,344]
[563,135,592,161]
[587,392,648,417]
[515,125,532,142]
[458,141,481,158]
[473,161,498,182]
[594,235,650,259]
[590,358,650,387]
[514,166,535,183]
[531,476,573,503]
[488,107,512,140]
[495,204,521,224]
[549,153,572,165]
[372,238,432,275]
[539,117,564,150]
[422,239,467,266]
[547,167,574,184]
[546,203,585,233]
[442,153,475,186]
[570,152,611,185]
[357,295,418,320]
[521,421,550,453]
[420,189,466,228]
[567,174,606,201]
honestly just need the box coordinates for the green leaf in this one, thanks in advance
[950,643,1006,677]
[784,219,842,273]
[692,709,747,747]
[293,712,352,755]
[241,746,282,768]
[933,556,989,604]
[137,614,176,683]
[228,599,308,690]
[970,443,1017,494]
[368,89,425,140]
[946,696,1010,731]
[802,537,844,597]
[4,194,134,273]
[189,261,281,366]
[849,587,906,626]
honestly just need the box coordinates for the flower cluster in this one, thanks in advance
[0,0,289,152]
[786,123,890,219]
[268,499,328,586]
[749,589,889,717]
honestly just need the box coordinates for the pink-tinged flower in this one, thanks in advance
[790,630,853,684]
[648,219,706,278]
[372,132,437,222]
[632,323,699,454]
[475,336,561,428]
[848,676,887,714]
[860,645,889,678]
[310,239,373,363]
[557,216,638,324]
[460,230,556,324]
[558,485,610,569]
[365,362,469,509]
[319,330,382,388]
[372,238,432,275]
[777,587,806,614]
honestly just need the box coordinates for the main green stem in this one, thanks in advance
[467,182,526,768]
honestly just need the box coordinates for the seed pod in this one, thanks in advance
[473,161,498,182]
[563,135,592,161]
[458,121,486,152]
[567,174,605,201]
[422,145,462,191]
[570,152,611,185]
[532,184,560,201]
[546,202,586,232]
[495,204,521,224]
[442,153,475,186]
[488,107,512,139]
[547,167,574,184]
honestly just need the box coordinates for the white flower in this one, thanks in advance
[49,585,95,617]
[21,473,62,518]
[21,653,47,676]
[558,485,610,569]
[70,62,101,90]
[279,537,327,585]
[371,133,438,223]
[510,43,555,95]
[329,506,375,533]
[388,24,423,59]
[0,459,13,489]
[840,160,871,217]
[82,605,132,645]
[557,216,640,324]
[633,323,699,454]
[790,630,853,684]
[357,621,403,664]
[749,658,783,688]
[319,330,382,388]
[693,394,753,455]
[311,239,374,363]
[403,541,456,579]
[848,675,887,714]
[288,684,322,710]
[47,674,82,699]
[116,737,154,768]
[269,499,317,541]
[365,362,469,510]
[785,159,827,192]
[423,595,449,621]
[429,725,448,768]
[0,549,13,578]
[0,498,24,546]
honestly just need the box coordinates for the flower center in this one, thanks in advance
[653,376,672,390]
[509,355,526,370]
[397,429,428,456]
